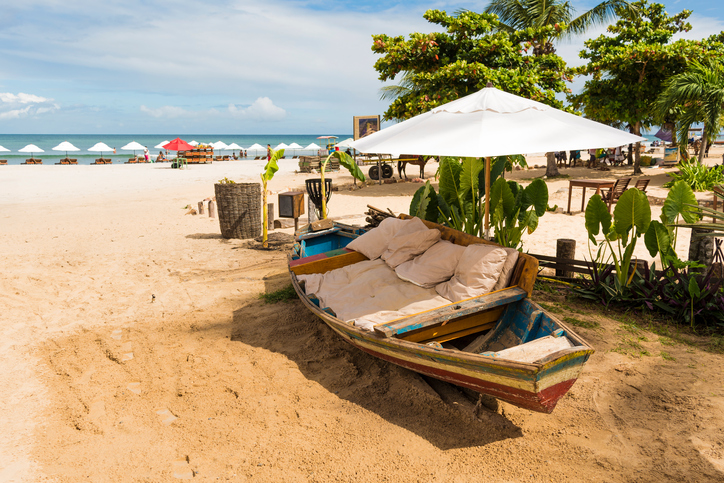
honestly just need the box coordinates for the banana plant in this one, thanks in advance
[318,151,366,219]
[261,148,284,248]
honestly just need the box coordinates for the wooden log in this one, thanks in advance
[198,201,205,215]
[208,200,216,218]
[555,239,576,278]
[267,203,275,231]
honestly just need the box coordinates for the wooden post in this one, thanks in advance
[208,200,216,218]
[377,154,382,185]
[556,239,576,278]
[198,201,205,215]
[267,203,275,231]
[307,196,317,223]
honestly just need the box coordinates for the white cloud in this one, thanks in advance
[140,105,189,118]
[0,92,57,119]
[228,97,287,121]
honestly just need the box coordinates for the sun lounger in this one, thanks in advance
[601,177,631,205]
[254,156,260,160]
[126,157,139,164]
[22,158,42,165]
[92,158,112,165]
[635,178,650,193]
[0,160,7,165]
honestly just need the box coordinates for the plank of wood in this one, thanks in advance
[400,308,503,343]
[374,287,527,338]
[289,251,368,276]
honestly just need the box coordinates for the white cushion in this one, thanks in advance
[381,218,441,268]
[345,217,409,260]
[436,244,508,302]
[395,240,466,288]
[491,247,520,292]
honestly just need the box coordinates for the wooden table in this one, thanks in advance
[566,179,615,214]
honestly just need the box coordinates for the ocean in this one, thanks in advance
[0,134,349,166]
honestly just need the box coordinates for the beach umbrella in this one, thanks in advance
[336,138,355,149]
[88,142,114,158]
[155,140,170,149]
[247,143,266,152]
[304,142,321,151]
[350,84,645,236]
[273,142,289,151]
[227,142,242,150]
[286,142,302,156]
[164,138,195,152]
[19,144,45,158]
[189,140,199,147]
[52,141,80,158]
[654,128,673,143]
[121,141,146,157]
[0,145,10,152]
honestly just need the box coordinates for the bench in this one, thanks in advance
[373,287,528,342]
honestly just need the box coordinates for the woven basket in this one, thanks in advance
[214,183,262,239]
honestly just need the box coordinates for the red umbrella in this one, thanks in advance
[164,137,194,151]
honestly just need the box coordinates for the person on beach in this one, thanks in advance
[267,144,271,161]
[156,151,165,162]
[144,147,150,163]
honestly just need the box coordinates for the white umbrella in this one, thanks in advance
[212,141,229,150]
[304,142,321,153]
[273,142,289,151]
[247,143,266,152]
[189,140,199,147]
[121,141,146,157]
[227,142,242,150]
[88,142,114,157]
[0,145,10,152]
[19,144,45,158]
[155,140,170,149]
[350,84,645,235]
[52,141,80,158]
[335,138,355,149]
[286,142,302,156]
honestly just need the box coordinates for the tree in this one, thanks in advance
[372,9,573,176]
[568,0,724,174]
[484,0,634,55]
[655,60,724,162]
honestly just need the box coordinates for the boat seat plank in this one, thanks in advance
[374,287,528,338]
[290,251,368,276]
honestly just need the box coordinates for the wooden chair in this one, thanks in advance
[635,178,650,193]
[601,177,631,204]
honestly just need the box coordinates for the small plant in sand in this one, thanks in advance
[218,177,236,184]
[261,149,284,248]
[317,151,366,219]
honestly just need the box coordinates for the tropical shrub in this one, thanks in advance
[664,161,724,191]
[261,149,284,248]
[318,151,366,219]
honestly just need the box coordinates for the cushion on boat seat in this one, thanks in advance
[345,216,411,260]
[381,219,441,268]
[436,244,508,303]
[491,247,520,292]
[395,240,465,288]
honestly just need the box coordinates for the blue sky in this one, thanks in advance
[1,0,722,134]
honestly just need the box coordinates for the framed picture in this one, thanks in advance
[353,115,381,140]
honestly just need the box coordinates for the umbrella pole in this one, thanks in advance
[484,156,491,240]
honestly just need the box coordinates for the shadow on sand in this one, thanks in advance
[230,281,523,450]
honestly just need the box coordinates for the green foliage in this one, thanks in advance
[318,151,366,219]
[261,149,285,248]
[410,160,549,248]
[218,177,236,184]
[372,9,572,122]
[568,0,724,173]
[664,162,724,192]
[259,284,298,304]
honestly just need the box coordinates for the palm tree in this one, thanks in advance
[484,0,634,55]
[655,60,724,163]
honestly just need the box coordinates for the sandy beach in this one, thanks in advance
[3,151,724,482]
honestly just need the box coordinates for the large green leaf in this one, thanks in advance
[662,180,699,224]
[262,148,284,181]
[613,188,651,236]
[584,194,611,244]
[520,209,539,234]
[490,177,515,222]
[523,178,549,216]
[460,157,483,203]
[479,156,507,198]
[410,181,438,222]
[438,157,463,210]
[644,220,672,258]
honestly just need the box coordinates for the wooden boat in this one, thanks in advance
[288,217,594,413]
